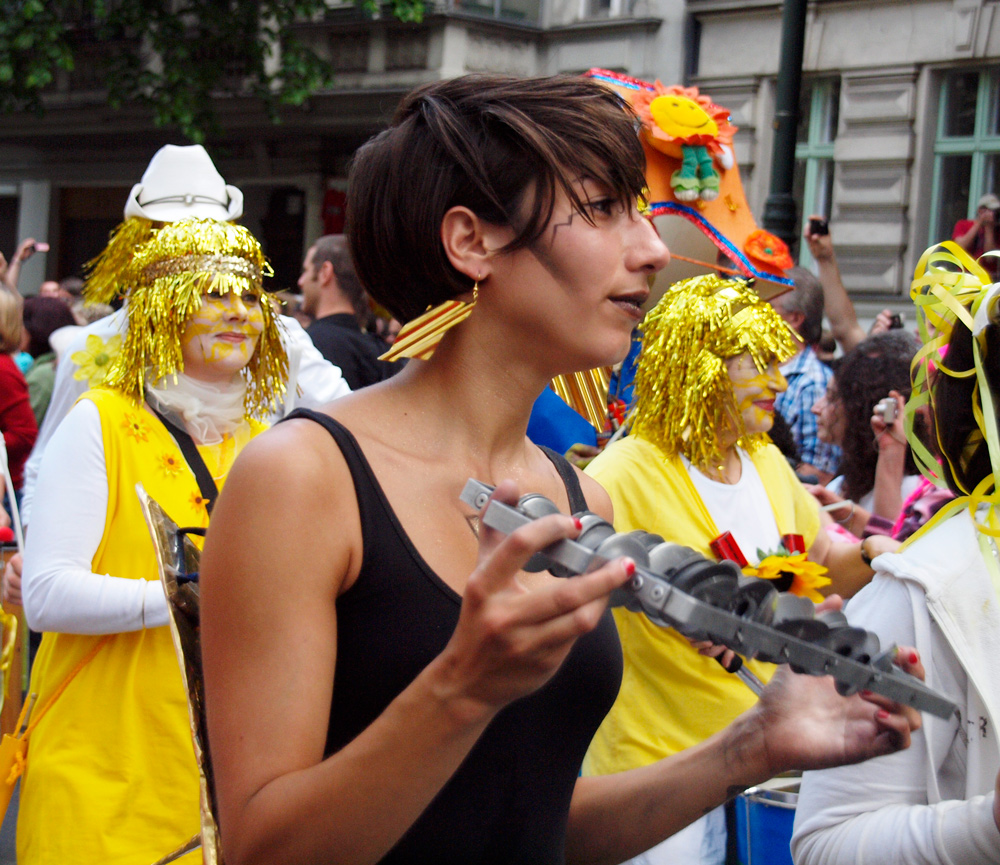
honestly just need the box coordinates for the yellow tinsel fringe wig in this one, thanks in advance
[102,219,288,419]
[83,217,160,305]
[629,274,797,468]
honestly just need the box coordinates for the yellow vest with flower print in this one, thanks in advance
[17,388,265,865]
[582,435,820,776]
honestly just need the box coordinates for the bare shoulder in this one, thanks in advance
[222,416,353,523]
[207,411,362,598]
[578,470,614,523]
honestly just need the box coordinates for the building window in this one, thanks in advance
[930,68,1000,245]
[451,0,540,23]
[794,77,839,268]
[581,0,634,18]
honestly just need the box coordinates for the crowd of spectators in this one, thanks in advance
[0,116,993,865]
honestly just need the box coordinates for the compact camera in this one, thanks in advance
[874,397,897,424]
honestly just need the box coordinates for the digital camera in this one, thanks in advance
[874,397,897,424]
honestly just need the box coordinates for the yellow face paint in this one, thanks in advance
[726,353,787,436]
[180,291,264,383]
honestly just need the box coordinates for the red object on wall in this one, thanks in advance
[323,189,347,235]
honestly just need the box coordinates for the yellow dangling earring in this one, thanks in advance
[380,279,479,361]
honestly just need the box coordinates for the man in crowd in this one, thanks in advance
[771,267,841,484]
[299,234,398,390]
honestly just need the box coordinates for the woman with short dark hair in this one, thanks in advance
[199,75,920,865]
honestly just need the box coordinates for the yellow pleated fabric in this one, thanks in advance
[17,388,265,865]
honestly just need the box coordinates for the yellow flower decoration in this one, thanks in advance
[120,411,150,443]
[71,333,122,387]
[189,492,209,514]
[745,553,831,604]
[158,452,184,478]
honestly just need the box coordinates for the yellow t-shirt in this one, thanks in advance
[17,388,265,865]
[583,435,820,776]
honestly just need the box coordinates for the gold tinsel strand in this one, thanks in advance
[102,219,288,418]
[629,274,797,468]
[83,217,159,305]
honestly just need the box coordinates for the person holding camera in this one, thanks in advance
[808,331,924,537]
[803,218,904,354]
[953,194,999,277]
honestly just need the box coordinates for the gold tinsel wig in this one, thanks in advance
[102,219,288,418]
[83,217,160,306]
[629,274,797,467]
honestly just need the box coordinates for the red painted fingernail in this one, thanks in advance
[909,650,919,665]
[860,690,873,698]
[624,558,636,576]
[876,709,890,720]
[573,517,583,530]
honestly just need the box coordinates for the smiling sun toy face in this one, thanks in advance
[649,95,719,142]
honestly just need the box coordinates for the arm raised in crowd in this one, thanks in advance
[0,238,47,296]
[804,222,866,353]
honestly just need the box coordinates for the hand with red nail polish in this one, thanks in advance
[434,479,634,719]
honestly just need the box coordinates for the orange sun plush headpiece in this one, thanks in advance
[585,69,794,303]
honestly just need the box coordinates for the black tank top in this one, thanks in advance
[285,409,623,865]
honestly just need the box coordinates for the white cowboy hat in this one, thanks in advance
[123,144,244,222]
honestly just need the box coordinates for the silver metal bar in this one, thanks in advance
[460,478,957,720]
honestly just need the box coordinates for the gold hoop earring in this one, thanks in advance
[380,279,478,362]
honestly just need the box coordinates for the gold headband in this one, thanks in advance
[142,254,263,285]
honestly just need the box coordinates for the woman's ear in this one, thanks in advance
[440,206,506,283]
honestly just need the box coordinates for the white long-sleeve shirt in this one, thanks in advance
[791,510,1000,864]
[21,399,168,633]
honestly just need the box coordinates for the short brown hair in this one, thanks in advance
[312,234,366,317]
[347,74,646,323]
[778,267,826,346]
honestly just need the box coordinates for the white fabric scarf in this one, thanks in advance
[145,372,248,445]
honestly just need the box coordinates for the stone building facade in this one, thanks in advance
[0,0,681,293]
[690,0,1000,306]
[1,0,995,303]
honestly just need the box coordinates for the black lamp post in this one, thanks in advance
[762,0,809,255]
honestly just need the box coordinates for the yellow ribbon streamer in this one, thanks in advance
[900,242,1000,568]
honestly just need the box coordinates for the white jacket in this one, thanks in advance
[792,508,1000,864]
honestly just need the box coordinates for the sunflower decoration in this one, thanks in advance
[744,542,831,603]
[120,411,150,444]
[189,492,210,516]
[158,451,184,479]
[71,333,123,388]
